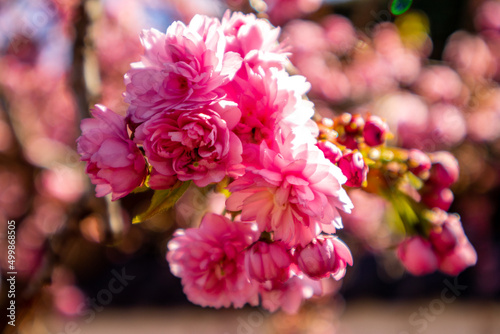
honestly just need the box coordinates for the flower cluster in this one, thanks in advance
[77,11,354,313]
[77,7,480,314]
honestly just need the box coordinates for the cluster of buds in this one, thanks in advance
[315,111,476,277]
[395,150,475,276]
[316,113,390,188]
[245,234,353,284]
[319,113,390,150]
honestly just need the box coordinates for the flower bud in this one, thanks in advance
[245,241,292,283]
[429,223,458,255]
[295,235,353,280]
[344,114,365,134]
[317,140,343,163]
[337,133,358,150]
[407,149,431,177]
[363,115,388,146]
[428,152,459,187]
[421,186,454,211]
[435,213,477,275]
[397,236,438,276]
[338,151,368,187]
[438,241,477,276]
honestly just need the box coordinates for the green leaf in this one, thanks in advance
[132,181,192,224]
[132,184,150,194]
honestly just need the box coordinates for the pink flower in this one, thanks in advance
[221,10,288,71]
[245,240,293,283]
[124,15,242,124]
[166,213,259,309]
[397,236,439,276]
[338,151,368,188]
[134,103,243,188]
[295,235,353,280]
[226,66,315,147]
[226,133,353,247]
[77,105,147,200]
[259,276,323,314]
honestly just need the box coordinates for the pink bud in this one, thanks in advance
[429,223,458,255]
[435,213,477,275]
[295,235,353,280]
[438,241,477,276]
[407,149,431,177]
[363,115,388,147]
[428,152,459,187]
[245,241,293,283]
[337,134,358,150]
[317,140,343,163]
[345,114,365,134]
[421,186,454,211]
[338,151,368,187]
[397,236,438,276]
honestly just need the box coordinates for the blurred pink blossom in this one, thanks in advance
[341,189,387,242]
[39,165,85,203]
[412,66,465,105]
[265,0,323,26]
[443,31,496,79]
[475,0,500,33]
[428,103,467,148]
[322,15,357,55]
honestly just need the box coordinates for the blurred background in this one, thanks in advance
[0,0,499,333]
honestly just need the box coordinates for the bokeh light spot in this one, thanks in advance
[390,0,413,15]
